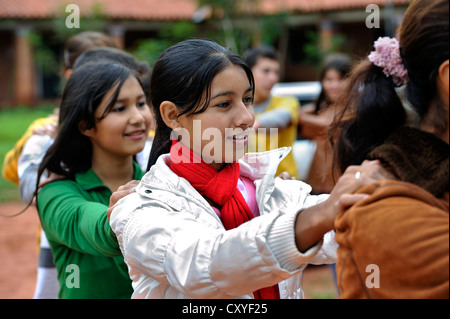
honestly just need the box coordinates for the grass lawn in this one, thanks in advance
[0,105,56,202]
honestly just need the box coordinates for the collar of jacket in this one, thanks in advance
[136,147,292,218]
[368,126,449,198]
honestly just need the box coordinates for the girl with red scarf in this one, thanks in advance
[108,39,392,299]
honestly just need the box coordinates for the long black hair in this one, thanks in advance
[147,39,255,170]
[330,0,449,174]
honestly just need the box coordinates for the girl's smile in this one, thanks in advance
[226,129,251,146]
[124,128,147,140]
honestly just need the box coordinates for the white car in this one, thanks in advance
[272,81,322,106]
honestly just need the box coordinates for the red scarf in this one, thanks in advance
[169,140,280,299]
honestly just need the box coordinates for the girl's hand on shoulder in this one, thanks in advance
[33,121,58,139]
[107,180,140,222]
[33,172,66,207]
[325,160,396,224]
[294,160,395,252]
[278,171,297,180]
[39,172,65,188]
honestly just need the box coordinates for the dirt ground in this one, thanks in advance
[0,201,338,299]
[0,201,39,299]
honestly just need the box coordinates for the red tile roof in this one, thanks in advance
[0,0,198,20]
[0,0,411,20]
[261,0,411,13]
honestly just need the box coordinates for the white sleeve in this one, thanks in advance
[18,134,53,178]
[18,135,53,203]
[263,179,337,269]
[110,192,318,299]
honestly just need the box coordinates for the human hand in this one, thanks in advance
[294,160,395,252]
[323,160,395,226]
[107,180,140,222]
[38,172,65,188]
[32,172,65,206]
[49,108,59,119]
[278,171,297,180]
[33,121,58,139]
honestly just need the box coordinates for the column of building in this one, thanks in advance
[14,26,35,105]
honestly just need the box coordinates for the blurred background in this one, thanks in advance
[0,0,409,108]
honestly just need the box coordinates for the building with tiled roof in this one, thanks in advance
[0,0,411,19]
[0,0,197,20]
[0,0,411,106]
[260,0,410,13]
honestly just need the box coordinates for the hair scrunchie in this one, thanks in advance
[368,37,409,87]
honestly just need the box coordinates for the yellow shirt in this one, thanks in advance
[250,95,299,178]
[2,117,57,185]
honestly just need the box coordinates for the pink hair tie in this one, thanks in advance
[368,37,409,87]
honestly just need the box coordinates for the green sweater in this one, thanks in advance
[37,162,144,299]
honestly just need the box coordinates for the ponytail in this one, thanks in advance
[331,0,450,174]
[330,59,407,174]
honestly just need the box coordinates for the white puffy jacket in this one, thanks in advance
[110,147,337,299]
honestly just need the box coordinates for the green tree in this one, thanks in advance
[129,21,199,68]
[30,2,108,75]
[129,0,287,66]
[196,0,286,54]
[303,30,346,70]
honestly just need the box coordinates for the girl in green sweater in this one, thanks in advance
[35,61,152,298]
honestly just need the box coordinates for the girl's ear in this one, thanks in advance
[438,59,449,102]
[78,120,94,137]
[160,101,181,130]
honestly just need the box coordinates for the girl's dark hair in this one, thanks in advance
[73,46,152,100]
[331,0,449,174]
[35,62,144,196]
[64,31,117,70]
[74,47,150,77]
[147,39,255,170]
[314,54,352,114]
